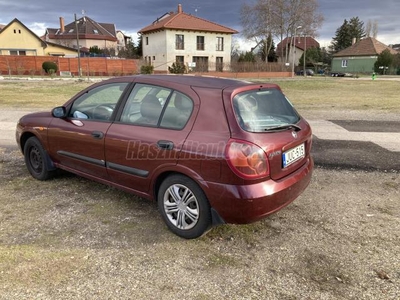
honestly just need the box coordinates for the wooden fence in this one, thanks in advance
[0,55,139,76]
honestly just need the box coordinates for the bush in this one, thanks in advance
[140,65,154,74]
[168,62,186,74]
[42,61,58,74]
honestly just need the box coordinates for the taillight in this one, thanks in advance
[225,140,269,179]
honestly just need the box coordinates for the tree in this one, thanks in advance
[374,49,393,74]
[168,62,186,74]
[298,47,321,67]
[331,17,366,53]
[258,34,277,62]
[136,36,143,57]
[238,51,256,63]
[118,39,139,59]
[240,0,324,64]
[393,53,400,75]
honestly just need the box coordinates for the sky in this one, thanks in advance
[1,0,399,50]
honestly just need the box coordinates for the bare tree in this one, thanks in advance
[241,0,324,64]
[365,20,372,37]
[372,21,378,39]
[240,1,278,63]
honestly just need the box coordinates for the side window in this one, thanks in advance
[120,84,170,126]
[160,92,193,129]
[69,83,128,121]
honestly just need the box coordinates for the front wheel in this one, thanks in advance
[24,136,56,181]
[158,175,211,239]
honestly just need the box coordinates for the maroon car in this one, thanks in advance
[16,75,313,239]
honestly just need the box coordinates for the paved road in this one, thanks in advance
[1,109,399,172]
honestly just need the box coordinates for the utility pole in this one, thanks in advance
[303,34,306,77]
[74,13,81,77]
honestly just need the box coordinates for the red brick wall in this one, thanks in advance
[0,55,139,76]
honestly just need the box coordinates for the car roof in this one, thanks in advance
[108,75,279,90]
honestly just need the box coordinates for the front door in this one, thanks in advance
[47,82,129,179]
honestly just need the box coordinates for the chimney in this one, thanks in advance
[59,17,65,33]
[352,37,356,45]
[178,4,182,13]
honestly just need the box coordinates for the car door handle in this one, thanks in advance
[91,131,104,139]
[157,140,174,150]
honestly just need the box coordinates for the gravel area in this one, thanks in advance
[0,146,399,299]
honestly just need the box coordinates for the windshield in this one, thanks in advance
[232,88,300,132]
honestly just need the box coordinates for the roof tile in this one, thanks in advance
[333,37,398,57]
[139,8,237,34]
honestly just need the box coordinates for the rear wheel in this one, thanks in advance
[24,137,56,181]
[158,174,211,239]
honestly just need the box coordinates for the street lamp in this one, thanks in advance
[291,25,302,78]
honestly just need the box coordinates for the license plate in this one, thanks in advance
[282,143,305,168]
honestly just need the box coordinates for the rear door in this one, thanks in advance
[104,82,197,196]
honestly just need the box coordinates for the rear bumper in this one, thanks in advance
[205,157,313,224]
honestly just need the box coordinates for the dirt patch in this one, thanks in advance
[0,148,399,299]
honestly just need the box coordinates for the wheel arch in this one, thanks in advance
[19,131,36,153]
[152,170,225,226]
[22,134,56,171]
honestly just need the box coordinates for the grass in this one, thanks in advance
[0,80,92,109]
[268,77,400,111]
[1,77,399,112]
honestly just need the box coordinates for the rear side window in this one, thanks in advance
[120,84,193,130]
[233,88,299,132]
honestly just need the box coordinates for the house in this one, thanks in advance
[138,4,238,73]
[42,16,129,55]
[331,37,399,74]
[0,18,77,56]
[116,30,131,52]
[276,36,320,66]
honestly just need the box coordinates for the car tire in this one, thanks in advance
[24,136,56,181]
[158,174,212,239]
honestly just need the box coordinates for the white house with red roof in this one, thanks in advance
[276,36,320,66]
[138,4,238,73]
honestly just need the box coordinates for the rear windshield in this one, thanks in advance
[232,88,300,132]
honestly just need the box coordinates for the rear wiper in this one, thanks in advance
[264,124,301,131]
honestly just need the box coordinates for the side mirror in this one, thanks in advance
[52,106,67,118]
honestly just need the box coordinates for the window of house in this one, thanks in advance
[146,37,149,45]
[197,36,205,50]
[216,37,224,51]
[19,30,21,34]
[216,57,223,72]
[176,34,184,50]
[153,56,155,60]
[13,29,16,33]
[176,56,184,64]
[9,50,26,56]
[342,60,348,68]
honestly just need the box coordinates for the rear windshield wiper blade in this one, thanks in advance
[264,124,301,131]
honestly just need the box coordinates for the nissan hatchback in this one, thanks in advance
[16,75,313,239]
